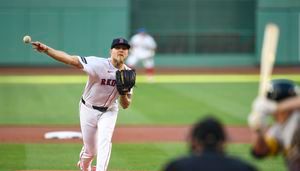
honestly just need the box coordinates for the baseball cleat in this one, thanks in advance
[77,161,95,171]
[77,161,83,170]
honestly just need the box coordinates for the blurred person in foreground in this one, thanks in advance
[248,79,300,171]
[163,116,257,171]
[126,28,157,82]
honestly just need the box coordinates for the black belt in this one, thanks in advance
[81,98,108,112]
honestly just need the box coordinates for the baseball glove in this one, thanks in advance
[116,69,136,95]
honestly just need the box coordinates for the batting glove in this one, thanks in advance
[248,97,277,131]
[248,111,268,131]
[252,97,277,115]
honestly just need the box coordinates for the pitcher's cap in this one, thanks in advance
[111,38,130,49]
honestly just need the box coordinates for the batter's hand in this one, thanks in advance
[252,97,277,115]
[248,97,277,131]
[32,41,49,53]
[248,111,268,132]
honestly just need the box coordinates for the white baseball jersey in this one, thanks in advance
[126,33,157,69]
[130,33,157,59]
[78,56,131,110]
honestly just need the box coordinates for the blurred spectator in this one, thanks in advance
[163,116,257,171]
[248,79,300,171]
[126,28,157,82]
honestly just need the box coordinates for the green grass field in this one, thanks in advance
[0,74,296,171]
[0,143,286,171]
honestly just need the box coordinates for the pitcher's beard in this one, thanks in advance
[113,55,125,68]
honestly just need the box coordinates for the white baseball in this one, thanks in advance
[23,35,31,44]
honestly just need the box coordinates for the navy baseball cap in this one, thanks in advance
[111,38,130,49]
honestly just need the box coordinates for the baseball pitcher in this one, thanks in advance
[30,38,136,171]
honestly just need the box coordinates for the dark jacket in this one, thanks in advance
[163,150,257,171]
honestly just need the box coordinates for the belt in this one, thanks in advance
[81,98,108,112]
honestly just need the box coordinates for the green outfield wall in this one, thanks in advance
[257,0,300,65]
[0,0,299,67]
[0,0,130,66]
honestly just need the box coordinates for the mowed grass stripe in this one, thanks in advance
[0,74,300,84]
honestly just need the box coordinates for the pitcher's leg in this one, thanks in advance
[78,103,99,171]
[143,57,154,82]
[77,146,94,171]
[95,110,118,171]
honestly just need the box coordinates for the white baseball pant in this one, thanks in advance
[78,102,118,171]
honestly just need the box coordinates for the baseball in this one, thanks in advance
[23,35,31,44]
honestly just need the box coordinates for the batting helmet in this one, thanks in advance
[267,79,298,102]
